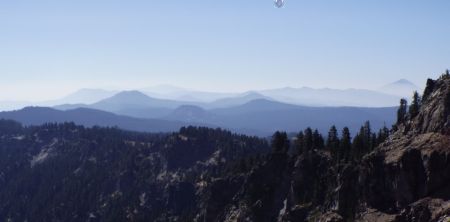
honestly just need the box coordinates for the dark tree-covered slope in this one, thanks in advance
[0,123,268,221]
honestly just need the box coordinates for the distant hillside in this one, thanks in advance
[91,91,183,110]
[209,100,396,135]
[162,99,397,136]
[141,85,236,102]
[53,97,398,136]
[48,90,399,136]
[259,87,401,107]
[54,91,275,118]
[205,92,272,108]
[210,99,299,115]
[139,84,404,107]
[165,105,216,123]
[66,91,191,119]
[0,107,201,133]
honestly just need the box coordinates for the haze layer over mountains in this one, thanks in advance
[0,79,419,136]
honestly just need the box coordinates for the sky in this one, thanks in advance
[0,0,449,101]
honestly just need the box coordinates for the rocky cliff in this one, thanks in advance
[358,74,450,221]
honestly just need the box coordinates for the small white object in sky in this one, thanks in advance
[274,0,284,8]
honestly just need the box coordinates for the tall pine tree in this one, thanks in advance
[397,98,408,125]
[327,125,340,162]
[303,127,313,152]
[271,131,290,154]
[295,131,305,155]
[312,129,325,150]
[409,91,421,118]
[340,127,352,163]
[376,125,390,145]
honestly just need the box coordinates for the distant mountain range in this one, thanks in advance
[55,91,196,119]
[0,89,118,111]
[39,88,119,107]
[140,85,236,102]
[259,87,400,107]
[1,79,420,112]
[201,99,396,135]
[54,91,274,118]
[0,80,412,135]
[1,97,397,136]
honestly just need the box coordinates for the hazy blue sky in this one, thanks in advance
[0,0,449,101]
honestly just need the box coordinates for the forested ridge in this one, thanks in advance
[0,121,268,221]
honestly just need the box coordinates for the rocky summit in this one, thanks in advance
[0,74,450,222]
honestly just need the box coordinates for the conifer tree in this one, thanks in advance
[313,129,325,150]
[397,98,408,125]
[376,125,390,145]
[271,131,290,154]
[351,122,376,160]
[423,79,435,100]
[363,121,373,152]
[352,129,364,160]
[327,125,340,162]
[409,91,421,118]
[340,127,352,163]
[371,133,377,150]
[295,131,305,155]
[303,127,313,152]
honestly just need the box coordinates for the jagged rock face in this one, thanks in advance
[225,154,293,222]
[356,75,450,220]
[357,133,450,220]
[405,75,450,134]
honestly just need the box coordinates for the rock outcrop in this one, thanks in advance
[357,74,450,221]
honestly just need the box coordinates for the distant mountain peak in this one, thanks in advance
[116,90,147,96]
[243,98,276,105]
[380,79,420,97]
[241,91,266,98]
[91,90,187,111]
[167,105,211,122]
[391,79,417,86]
[39,88,118,106]
[112,90,151,99]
